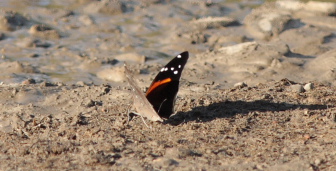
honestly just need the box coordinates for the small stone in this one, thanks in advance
[82,0,134,15]
[290,84,304,93]
[56,82,65,86]
[256,164,265,170]
[76,81,85,86]
[219,41,258,55]
[101,107,108,112]
[83,99,95,107]
[314,159,322,166]
[79,15,95,26]
[234,82,247,88]
[17,38,51,48]
[304,1,336,15]
[22,78,36,85]
[163,159,179,166]
[12,89,17,95]
[303,134,311,140]
[191,16,239,29]
[28,53,39,58]
[303,83,314,91]
[29,24,61,39]
[0,120,13,133]
[244,7,292,40]
[40,82,55,87]
[276,0,305,11]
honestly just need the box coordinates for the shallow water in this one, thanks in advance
[0,0,335,87]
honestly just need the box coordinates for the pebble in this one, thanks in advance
[303,83,314,91]
[57,82,65,86]
[314,158,322,166]
[29,24,61,39]
[76,81,86,87]
[304,1,336,15]
[219,41,258,55]
[276,0,304,11]
[22,78,36,85]
[191,16,238,29]
[83,99,95,107]
[234,82,247,88]
[28,53,39,58]
[0,120,13,133]
[244,7,292,40]
[40,82,56,87]
[277,0,336,15]
[290,84,304,93]
[79,15,95,26]
[17,38,51,48]
[82,0,126,15]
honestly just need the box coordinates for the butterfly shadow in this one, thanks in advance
[165,100,331,126]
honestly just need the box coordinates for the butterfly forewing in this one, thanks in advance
[146,51,189,118]
[148,51,189,83]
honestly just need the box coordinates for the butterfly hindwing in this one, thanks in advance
[124,64,163,122]
[146,51,189,118]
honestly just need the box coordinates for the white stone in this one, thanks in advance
[234,82,247,88]
[276,0,304,11]
[304,1,336,14]
[304,83,314,91]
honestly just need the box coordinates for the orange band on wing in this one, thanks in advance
[146,78,172,95]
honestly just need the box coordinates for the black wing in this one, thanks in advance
[146,51,189,118]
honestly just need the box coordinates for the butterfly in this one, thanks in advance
[124,51,189,122]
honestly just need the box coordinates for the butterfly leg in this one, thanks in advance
[130,112,151,129]
[157,99,167,114]
[125,101,151,128]
[126,104,133,125]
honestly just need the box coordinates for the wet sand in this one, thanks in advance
[0,0,336,170]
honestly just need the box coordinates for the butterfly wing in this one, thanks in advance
[146,51,189,118]
[124,64,163,122]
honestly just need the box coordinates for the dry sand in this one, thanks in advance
[0,0,336,170]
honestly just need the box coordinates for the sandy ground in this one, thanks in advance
[0,0,336,170]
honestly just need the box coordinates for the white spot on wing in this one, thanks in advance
[171,67,174,70]
[161,68,164,72]
[164,67,168,71]
[177,55,181,58]
[174,71,178,74]
[178,65,181,68]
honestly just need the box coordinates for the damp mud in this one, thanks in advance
[0,0,336,170]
